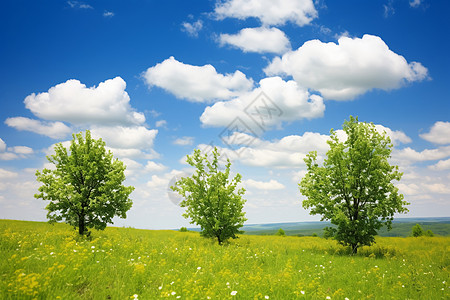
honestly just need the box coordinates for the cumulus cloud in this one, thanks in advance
[419,121,450,145]
[0,139,33,160]
[143,56,253,102]
[199,131,330,168]
[91,126,157,150]
[0,168,18,179]
[392,145,450,162]
[214,0,318,26]
[199,122,412,169]
[24,77,145,126]
[244,179,285,190]
[265,34,429,100]
[0,138,6,152]
[219,27,291,54]
[146,169,185,189]
[145,161,167,172]
[173,136,194,146]
[428,158,450,171]
[5,117,71,139]
[200,76,324,130]
[181,20,203,37]
[374,124,412,145]
[8,146,33,155]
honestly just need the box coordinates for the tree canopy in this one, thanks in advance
[299,116,409,253]
[35,130,134,235]
[171,148,247,245]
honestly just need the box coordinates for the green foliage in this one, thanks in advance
[412,224,424,237]
[35,130,134,235]
[299,116,409,253]
[276,228,286,236]
[179,227,188,232]
[171,147,247,245]
[424,229,434,237]
[323,227,337,240]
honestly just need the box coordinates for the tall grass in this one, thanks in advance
[1,220,449,299]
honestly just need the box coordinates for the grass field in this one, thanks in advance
[1,220,449,299]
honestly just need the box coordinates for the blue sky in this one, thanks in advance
[0,0,449,229]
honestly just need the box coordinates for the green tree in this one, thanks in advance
[171,148,247,245]
[35,130,134,235]
[299,116,409,254]
[276,228,286,236]
[412,224,424,237]
[424,229,434,237]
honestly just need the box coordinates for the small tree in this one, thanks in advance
[171,147,247,245]
[35,130,134,235]
[412,224,424,237]
[276,228,286,236]
[299,116,409,254]
[424,229,434,237]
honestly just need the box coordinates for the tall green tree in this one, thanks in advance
[35,130,134,235]
[299,116,409,254]
[171,148,247,245]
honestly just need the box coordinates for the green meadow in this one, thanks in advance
[1,220,449,299]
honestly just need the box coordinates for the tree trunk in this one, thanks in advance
[217,236,222,245]
[351,243,358,255]
[79,214,85,235]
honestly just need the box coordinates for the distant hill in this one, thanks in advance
[238,217,450,237]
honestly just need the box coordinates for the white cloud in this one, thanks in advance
[200,76,324,129]
[423,183,450,194]
[419,121,450,145]
[145,161,167,172]
[397,183,420,196]
[9,146,33,155]
[91,126,158,151]
[0,138,6,152]
[146,170,185,189]
[103,11,114,17]
[143,56,254,102]
[244,179,285,190]
[409,0,423,8]
[265,34,429,100]
[0,168,18,179]
[155,120,167,128]
[24,77,145,126]
[392,145,450,162]
[214,0,318,27]
[67,1,93,9]
[5,117,71,139]
[383,1,395,18]
[374,124,412,145]
[181,20,203,37]
[219,27,291,54]
[428,158,450,171]
[199,131,330,168]
[0,153,19,161]
[173,137,194,146]
[0,139,33,160]
[121,158,144,177]
[106,148,159,160]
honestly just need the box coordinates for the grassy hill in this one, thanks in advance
[1,219,449,299]
[240,217,450,237]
